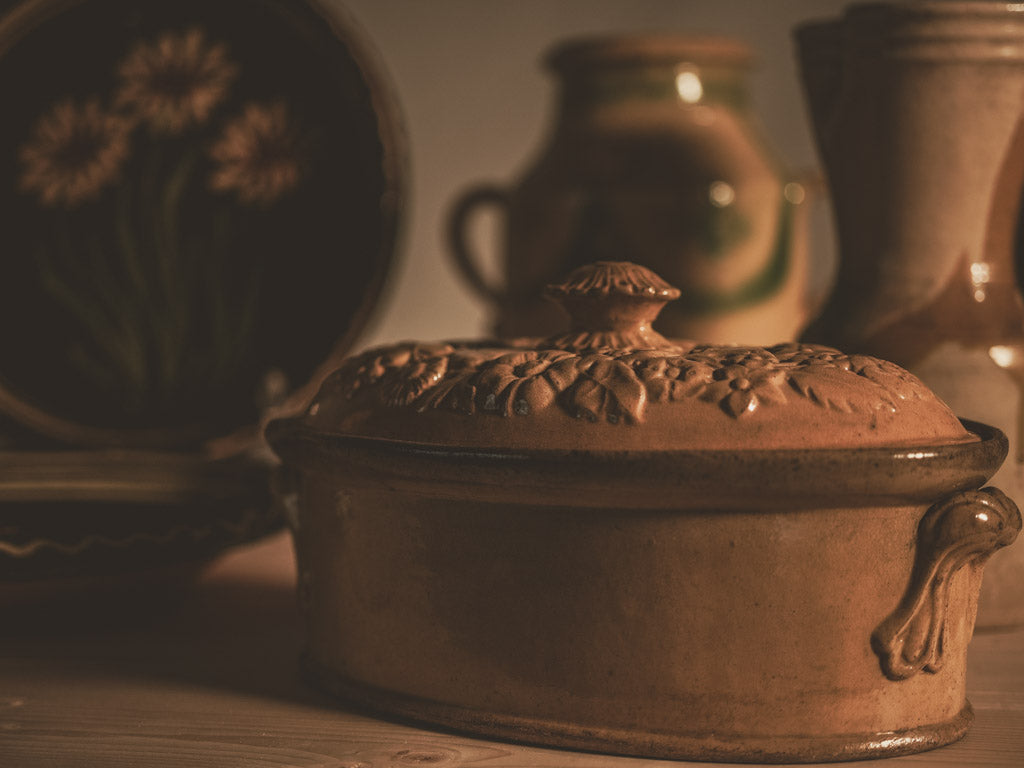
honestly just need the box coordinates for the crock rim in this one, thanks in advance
[267,418,1006,510]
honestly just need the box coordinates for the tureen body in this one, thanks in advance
[268,262,1020,763]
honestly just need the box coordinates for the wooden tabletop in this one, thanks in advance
[2,532,1022,768]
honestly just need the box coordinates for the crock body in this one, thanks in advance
[278,431,1014,763]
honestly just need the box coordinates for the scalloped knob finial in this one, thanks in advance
[542,261,683,351]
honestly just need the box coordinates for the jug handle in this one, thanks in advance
[447,184,510,303]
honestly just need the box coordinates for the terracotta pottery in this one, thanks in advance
[795,1,1024,629]
[447,35,811,345]
[268,261,1020,763]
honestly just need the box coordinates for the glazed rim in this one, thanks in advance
[267,419,1007,511]
[545,35,752,74]
[847,0,1024,18]
[0,450,266,504]
[839,2,1024,59]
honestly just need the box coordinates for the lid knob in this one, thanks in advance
[542,261,683,351]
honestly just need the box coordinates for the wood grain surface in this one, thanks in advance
[1,533,1022,768]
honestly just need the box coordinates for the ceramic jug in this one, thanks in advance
[448,35,811,345]
[796,1,1024,628]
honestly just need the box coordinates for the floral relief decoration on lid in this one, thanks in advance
[303,262,972,450]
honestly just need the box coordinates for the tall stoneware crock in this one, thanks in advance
[796,1,1024,628]
[448,35,810,345]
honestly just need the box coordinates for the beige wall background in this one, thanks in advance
[341,0,851,350]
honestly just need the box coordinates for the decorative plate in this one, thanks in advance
[0,0,405,448]
[0,0,404,585]
[0,448,278,583]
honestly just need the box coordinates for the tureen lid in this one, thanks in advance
[286,262,974,451]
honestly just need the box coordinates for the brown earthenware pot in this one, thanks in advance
[268,262,1020,763]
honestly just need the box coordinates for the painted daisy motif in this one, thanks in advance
[115,27,237,134]
[18,98,133,208]
[209,102,302,205]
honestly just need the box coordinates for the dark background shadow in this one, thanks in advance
[0,535,352,712]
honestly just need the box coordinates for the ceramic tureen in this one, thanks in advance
[267,262,1020,763]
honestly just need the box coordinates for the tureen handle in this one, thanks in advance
[871,487,1021,681]
[542,261,684,352]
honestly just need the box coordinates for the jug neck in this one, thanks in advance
[545,35,753,115]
